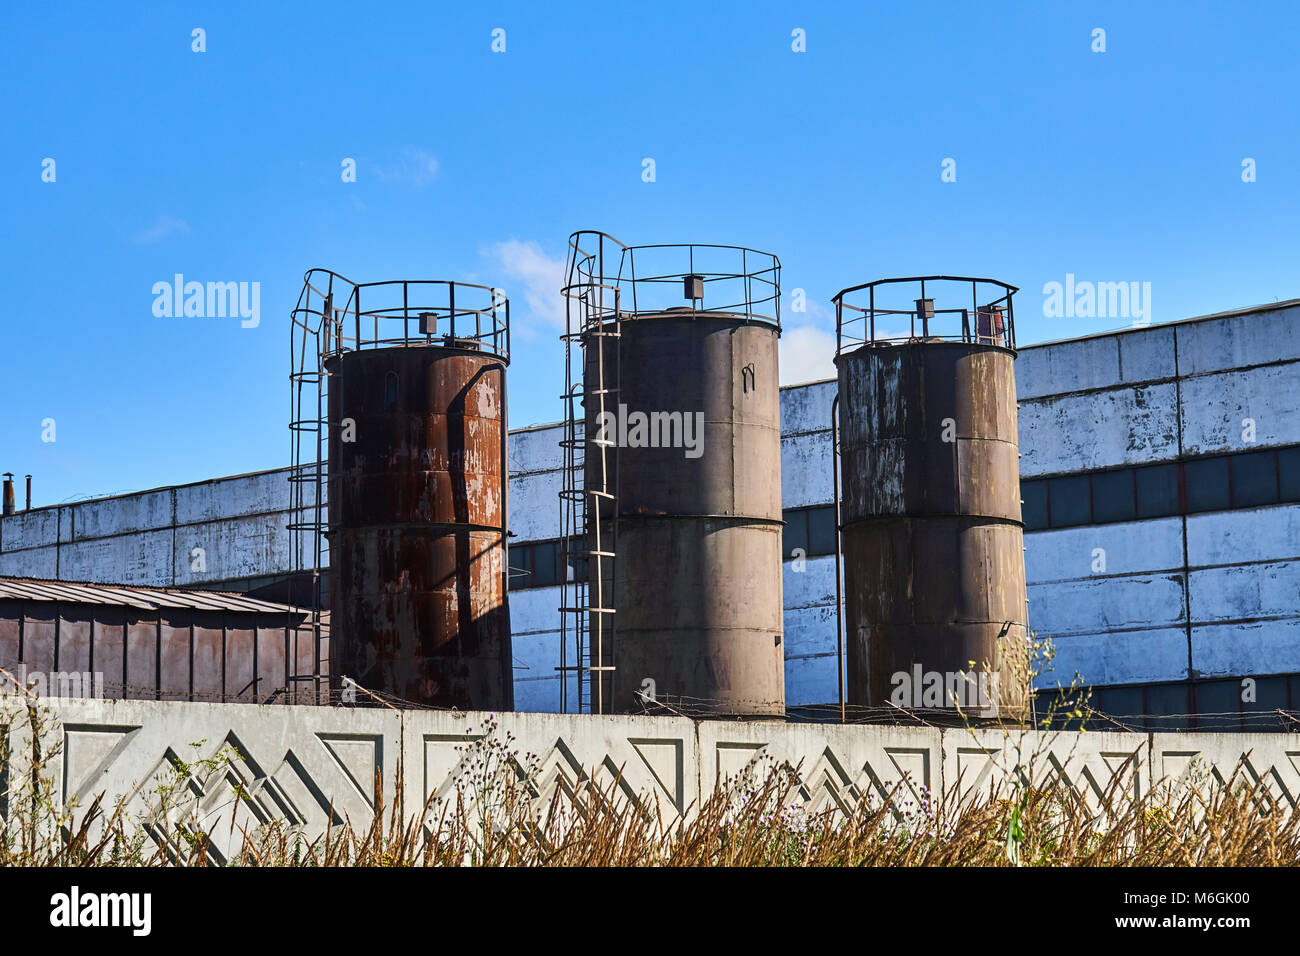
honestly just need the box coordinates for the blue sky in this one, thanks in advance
[2,1,1297,506]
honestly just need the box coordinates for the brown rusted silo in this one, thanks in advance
[308,275,512,709]
[560,234,784,717]
[832,277,1027,719]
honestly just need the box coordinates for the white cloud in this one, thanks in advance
[134,214,190,244]
[375,146,439,186]
[780,325,837,385]
[484,239,567,336]
[790,296,834,325]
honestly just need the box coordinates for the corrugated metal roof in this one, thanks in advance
[0,575,307,618]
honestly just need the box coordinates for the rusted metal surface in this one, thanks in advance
[292,271,511,709]
[584,311,785,717]
[0,583,310,703]
[326,346,512,709]
[836,341,1028,715]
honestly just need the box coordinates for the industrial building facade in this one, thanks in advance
[2,300,1298,727]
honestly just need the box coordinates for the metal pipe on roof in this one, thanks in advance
[2,474,13,516]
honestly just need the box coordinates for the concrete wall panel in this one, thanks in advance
[506,586,560,632]
[1149,730,1300,807]
[514,675,563,714]
[10,701,1300,842]
[509,424,565,476]
[174,470,291,525]
[1175,306,1300,376]
[1191,619,1300,678]
[696,717,943,812]
[73,491,173,541]
[1013,326,1176,402]
[784,653,838,707]
[1190,560,1300,623]
[0,507,64,552]
[780,380,835,435]
[32,699,401,859]
[1014,336,1123,401]
[943,727,1150,807]
[782,554,837,608]
[1181,363,1300,455]
[173,517,286,585]
[783,603,840,660]
[1044,628,1188,687]
[61,530,174,586]
[511,629,569,685]
[1025,519,1183,582]
[1029,574,1186,637]
[781,432,834,509]
[1187,505,1300,567]
[1018,383,1180,477]
[1118,326,1178,386]
[0,545,58,578]
[402,708,699,821]
[508,470,562,541]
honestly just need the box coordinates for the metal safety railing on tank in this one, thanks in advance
[833,275,1018,356]
[295,269,510,362]
[566,233,782,328]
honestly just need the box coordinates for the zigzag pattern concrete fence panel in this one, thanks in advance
[2,699,1296,855]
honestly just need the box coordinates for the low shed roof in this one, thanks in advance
[0,575,307,618]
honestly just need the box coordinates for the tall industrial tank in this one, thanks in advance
[560,233,784,717]
[832,277,1027,719]
[293,272,513,709]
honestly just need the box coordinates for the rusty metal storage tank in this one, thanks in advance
[832,277,1028,719]
[559,233,784,717]
[292,271,512,709]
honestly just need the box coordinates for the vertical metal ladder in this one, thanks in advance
[289,278,351,704]
[558,240,621,715]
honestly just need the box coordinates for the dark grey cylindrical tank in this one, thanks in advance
[585,309,785,716]
[835,284,1027,719]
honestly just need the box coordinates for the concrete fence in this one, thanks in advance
[3,699,1296,852]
